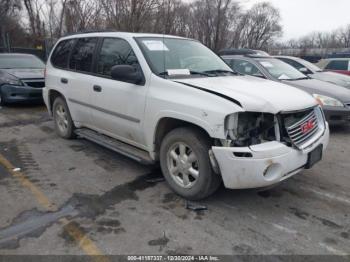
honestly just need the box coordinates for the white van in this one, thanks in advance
[44,32,329,200]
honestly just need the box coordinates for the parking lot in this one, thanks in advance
[0,104,349,256]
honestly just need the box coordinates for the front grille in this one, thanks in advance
[281,107,325,150]
[23,79,45,88]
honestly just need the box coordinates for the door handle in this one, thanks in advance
[93,85,102,92]
[61,78,68,84]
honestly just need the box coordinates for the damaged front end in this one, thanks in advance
[212,106,329,189]
[224,112,278,147]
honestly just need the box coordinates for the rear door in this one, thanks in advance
[89,37,148,147]
[65,37,99,126]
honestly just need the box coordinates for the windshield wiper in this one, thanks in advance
[283,76,310,81]
[203,69,238,76]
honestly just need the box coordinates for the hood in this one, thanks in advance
[312,71,350,89]
[282,78,350,103]
[175,75,317,114]
[1,68,44,80]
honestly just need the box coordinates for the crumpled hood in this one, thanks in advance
[312,71,350,89]
[175,75,317,114]
[1,68,44,80]
[283,78,350,103]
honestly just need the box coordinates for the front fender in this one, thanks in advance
[146,110,227,153]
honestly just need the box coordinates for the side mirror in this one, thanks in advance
[111,65,143,85]
[299,67,310,74]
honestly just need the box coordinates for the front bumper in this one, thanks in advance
[212,123,330,189]
[323,106,350,125]
[1,84,43,103]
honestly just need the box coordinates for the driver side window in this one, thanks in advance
[96,38,140,78]
[232,59,265,78]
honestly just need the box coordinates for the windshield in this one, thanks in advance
[257,58,307,80]
[298,59,322,72]
[0,55,45,69]
[136,37,233,77]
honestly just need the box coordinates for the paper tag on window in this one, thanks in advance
[167,69,191,76]
[143,40,169,51]
[260,61,274,68]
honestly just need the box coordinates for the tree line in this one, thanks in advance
[1,0,282,52]
[2,0,349,53]
[277,25,350,50]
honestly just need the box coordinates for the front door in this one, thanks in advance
[89,38,148,147]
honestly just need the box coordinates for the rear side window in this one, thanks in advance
[231,59,265,78]
[325,60,349,70]
[69,38,98,73]
[51,39,75,68]
[96,38,140,77]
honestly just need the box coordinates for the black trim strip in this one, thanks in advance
[68,98,141,123]
[174,81,242,107]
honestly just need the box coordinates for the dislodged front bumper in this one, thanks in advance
[1,84,43,103]
[212,124,330,189]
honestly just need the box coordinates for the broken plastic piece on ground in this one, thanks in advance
[145,169,165,183]
[146,177,165,183]
[185,201,208,211]
[13,168,21,172]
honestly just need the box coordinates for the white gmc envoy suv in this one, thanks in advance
[44,32,329,200]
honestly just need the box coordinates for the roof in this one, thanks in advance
[221,54,272,59]
[320,58,350,61]
[60,31,188,41]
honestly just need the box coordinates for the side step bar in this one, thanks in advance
[75,128,155,165]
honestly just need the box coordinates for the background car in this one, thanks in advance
[317,58,350,76]
[222,52,350,125]
[0,53,45,105]
[275,55,350,89]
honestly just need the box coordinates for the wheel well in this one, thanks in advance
[49,90,64,114]
[154,118,212,155]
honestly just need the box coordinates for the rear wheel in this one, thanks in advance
[160,127,221,200]
[53,97,75,139]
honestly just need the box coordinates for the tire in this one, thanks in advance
[160,127,221,200]
[0,90,5,106]
[52,96,75,139]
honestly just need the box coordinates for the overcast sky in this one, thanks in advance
[242,0,350,40]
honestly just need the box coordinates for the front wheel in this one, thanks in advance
[53,97,75,139]
[160,127,221,200]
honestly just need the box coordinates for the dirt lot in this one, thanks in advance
[0,104,349,256]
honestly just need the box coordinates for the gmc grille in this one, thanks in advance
[281,107,325,150]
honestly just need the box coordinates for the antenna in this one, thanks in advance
[162,0,166,78]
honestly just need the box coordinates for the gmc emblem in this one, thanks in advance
[301,120,315,134]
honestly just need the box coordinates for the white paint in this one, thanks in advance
[301,186,350,206]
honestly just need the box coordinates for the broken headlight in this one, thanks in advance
[224,112,277,147]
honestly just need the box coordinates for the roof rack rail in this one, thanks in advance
[64,30,119,37]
